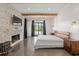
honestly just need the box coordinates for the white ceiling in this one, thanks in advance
[11,3,69,13]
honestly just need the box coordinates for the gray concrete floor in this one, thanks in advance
[8,37,71,56]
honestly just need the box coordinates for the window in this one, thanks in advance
[34,20,43,35]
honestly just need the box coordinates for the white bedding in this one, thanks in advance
[34,35,64,49]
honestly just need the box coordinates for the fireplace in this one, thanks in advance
[12,34,20,43]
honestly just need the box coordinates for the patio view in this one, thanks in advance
[34,20,43,35]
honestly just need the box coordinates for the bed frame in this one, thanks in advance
[54,31,70,39]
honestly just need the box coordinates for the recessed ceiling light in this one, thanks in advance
[27,8,31,10]
[48,8,51,11]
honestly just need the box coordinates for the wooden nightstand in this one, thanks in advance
[51,33,54,35]
[64,38,79,55]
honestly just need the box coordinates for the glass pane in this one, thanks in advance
[34,23,38,35]
[34,20,43,35]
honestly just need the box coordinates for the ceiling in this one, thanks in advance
[11,3,69,13]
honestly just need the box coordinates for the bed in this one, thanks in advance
[34,35,64,49]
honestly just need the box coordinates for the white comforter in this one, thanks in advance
[34,35,64,49]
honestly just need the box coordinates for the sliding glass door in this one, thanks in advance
[34,21,43,36]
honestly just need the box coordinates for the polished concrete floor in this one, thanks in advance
[8,37,71,56]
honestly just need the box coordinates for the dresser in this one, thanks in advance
[64,38,79,55]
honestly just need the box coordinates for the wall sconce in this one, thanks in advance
[71,20,78,30]
[72,21,77,26]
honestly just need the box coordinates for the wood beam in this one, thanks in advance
[21,13,57,16]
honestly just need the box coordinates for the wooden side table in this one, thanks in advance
[64,38,79,55]
[0,41,11,56]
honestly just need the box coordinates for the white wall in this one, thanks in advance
[53,4,79,39]
[26,16,54,36]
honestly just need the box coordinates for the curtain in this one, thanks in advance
[43,20,46,35]
[24,18,27,39]
[31,20,34,36]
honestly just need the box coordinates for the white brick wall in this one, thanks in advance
[0,4,24,43]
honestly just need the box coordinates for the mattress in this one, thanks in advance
[34,35,64,49]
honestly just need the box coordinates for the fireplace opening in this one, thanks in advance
[12,34,20,43]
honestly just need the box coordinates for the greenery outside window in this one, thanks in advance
[34,20,43,36]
